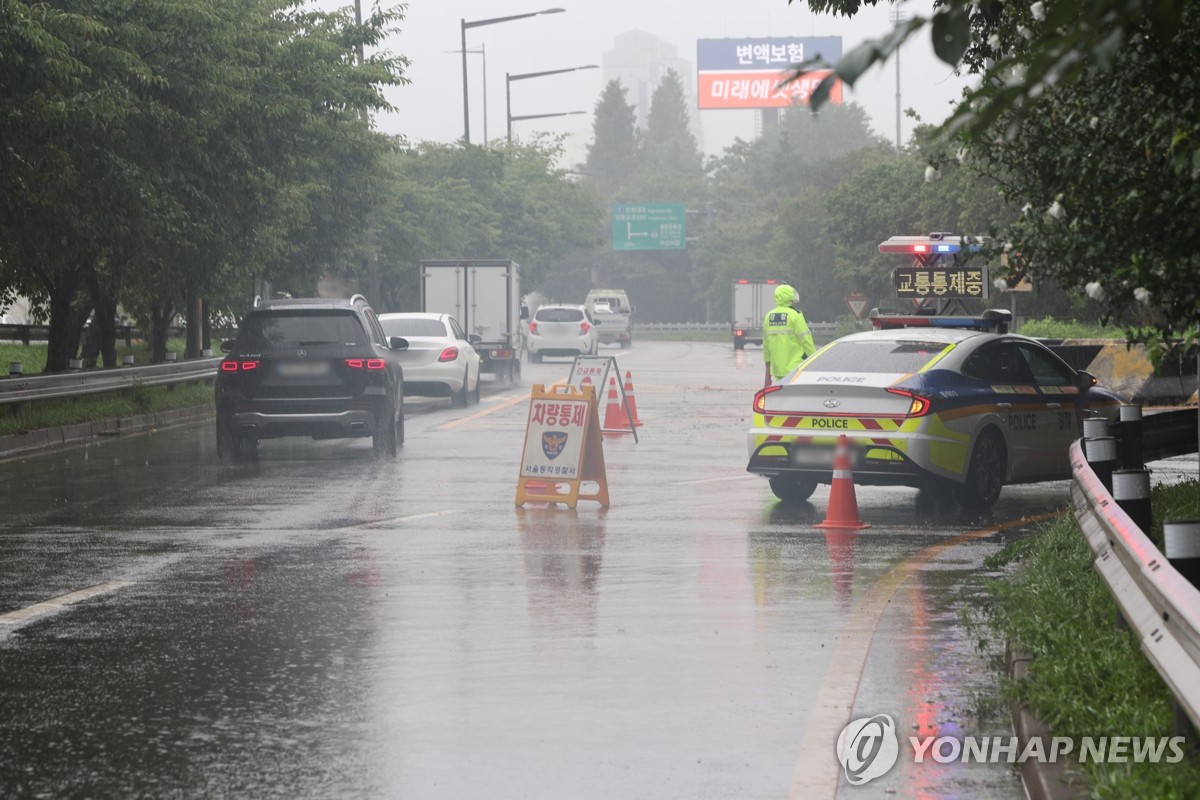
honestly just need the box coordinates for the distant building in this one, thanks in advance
[601,30,704,151]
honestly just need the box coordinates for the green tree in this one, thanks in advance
[584,80,640,200]
[615,70,707,322]
[962,3,1199,347]
[373,138,604,310]
[0,0,407,369]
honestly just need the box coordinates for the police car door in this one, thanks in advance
[961,341,1040,479]
[1016,342,1081,478]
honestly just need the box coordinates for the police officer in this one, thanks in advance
[762,284,815,387]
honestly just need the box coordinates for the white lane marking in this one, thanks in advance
[337,509,463,531]
[0,581,133,625]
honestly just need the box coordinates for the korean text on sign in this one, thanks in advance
[530,401,586,428]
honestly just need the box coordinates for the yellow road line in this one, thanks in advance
[0,580,132,625]
[786,511,1062,799]
[437,393,526,430]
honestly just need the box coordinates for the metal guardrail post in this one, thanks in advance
[1071,440,1200,742]
[1165,521,1200,590]
[1119,404,1145,469]
[1083,434,1118,493]
[1112,468,1153,539]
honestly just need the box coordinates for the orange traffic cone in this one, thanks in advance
[622,371,644,427]
[815,435,870,530]
[602,376,634,432]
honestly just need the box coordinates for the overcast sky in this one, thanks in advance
[348,0,970,161]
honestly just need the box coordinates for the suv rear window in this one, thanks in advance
[535,307,584,323]
[806,340,948,374]
[240,310,366,349]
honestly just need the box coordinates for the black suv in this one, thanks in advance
[216,295,406,460]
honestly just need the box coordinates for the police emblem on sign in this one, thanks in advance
[542,432,568,460]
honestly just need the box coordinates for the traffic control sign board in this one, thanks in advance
[515,383,610,509]
[612,204,686,250]
[845,292,868,320]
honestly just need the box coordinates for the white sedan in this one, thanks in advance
[378,312,481,406]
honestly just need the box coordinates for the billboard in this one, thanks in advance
[696,37,844,110]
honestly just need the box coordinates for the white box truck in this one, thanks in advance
[730,279,780,350]
[584,288,634,348]
[420,260,526,383]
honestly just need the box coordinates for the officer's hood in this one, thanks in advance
[775,284,796,306]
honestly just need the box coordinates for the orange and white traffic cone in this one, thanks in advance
[622,371,644,427]
[815,434,870,530]
[602,375,634,432]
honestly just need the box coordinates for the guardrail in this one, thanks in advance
[0,358,221,406]
[1070,439,1200,731]
[633,322,839,336]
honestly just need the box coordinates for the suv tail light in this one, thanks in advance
[580,321,591,335]
[346,358,386,370]
[886,387,932,417]
[437,347,459,362]
[529,321,539,335]
[221,360,259,372]
[753,385,782,414]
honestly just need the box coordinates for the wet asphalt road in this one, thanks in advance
[0,341,1081,799]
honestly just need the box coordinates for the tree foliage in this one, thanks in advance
[584,80,640,200]
[0,0,407,370]
[372,138,603,311]
[788,0,1198,343]
[961,3,1200,347]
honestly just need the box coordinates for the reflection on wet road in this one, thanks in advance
[0,342,1062,798]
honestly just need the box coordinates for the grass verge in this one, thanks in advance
[0,337,190,373]
[0,380,214,437]
[981,480,1200,798]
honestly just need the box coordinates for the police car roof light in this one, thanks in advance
[877,233,991,255]
[868,308,1012,333]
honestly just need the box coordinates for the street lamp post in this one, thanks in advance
[509,111,588,140]
[449,45,488,145]
[460,8,565,144]
[506,64,598,142]
[888,3,908,153]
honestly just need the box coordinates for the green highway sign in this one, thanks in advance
[612,204,686,250]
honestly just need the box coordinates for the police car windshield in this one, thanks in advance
[807,340,946,374]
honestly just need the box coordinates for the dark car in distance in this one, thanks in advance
[215,295,406,460]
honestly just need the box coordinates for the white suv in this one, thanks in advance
[527,304,598,362]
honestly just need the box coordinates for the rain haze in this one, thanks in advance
[363,0,971,161]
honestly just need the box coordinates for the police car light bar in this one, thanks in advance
[868,307,1012,333]
[878,233,988,255]
[883,235,964,253]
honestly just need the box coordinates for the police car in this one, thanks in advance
[746,309,1125,508]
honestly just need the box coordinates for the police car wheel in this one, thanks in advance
[956,430,1006,510]
[769,474,818,503]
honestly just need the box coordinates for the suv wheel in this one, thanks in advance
[373,407,399,458]
[216,412,253,462]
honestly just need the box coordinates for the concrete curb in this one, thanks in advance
[0,404,213,459]
[1008,646,1091,800]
